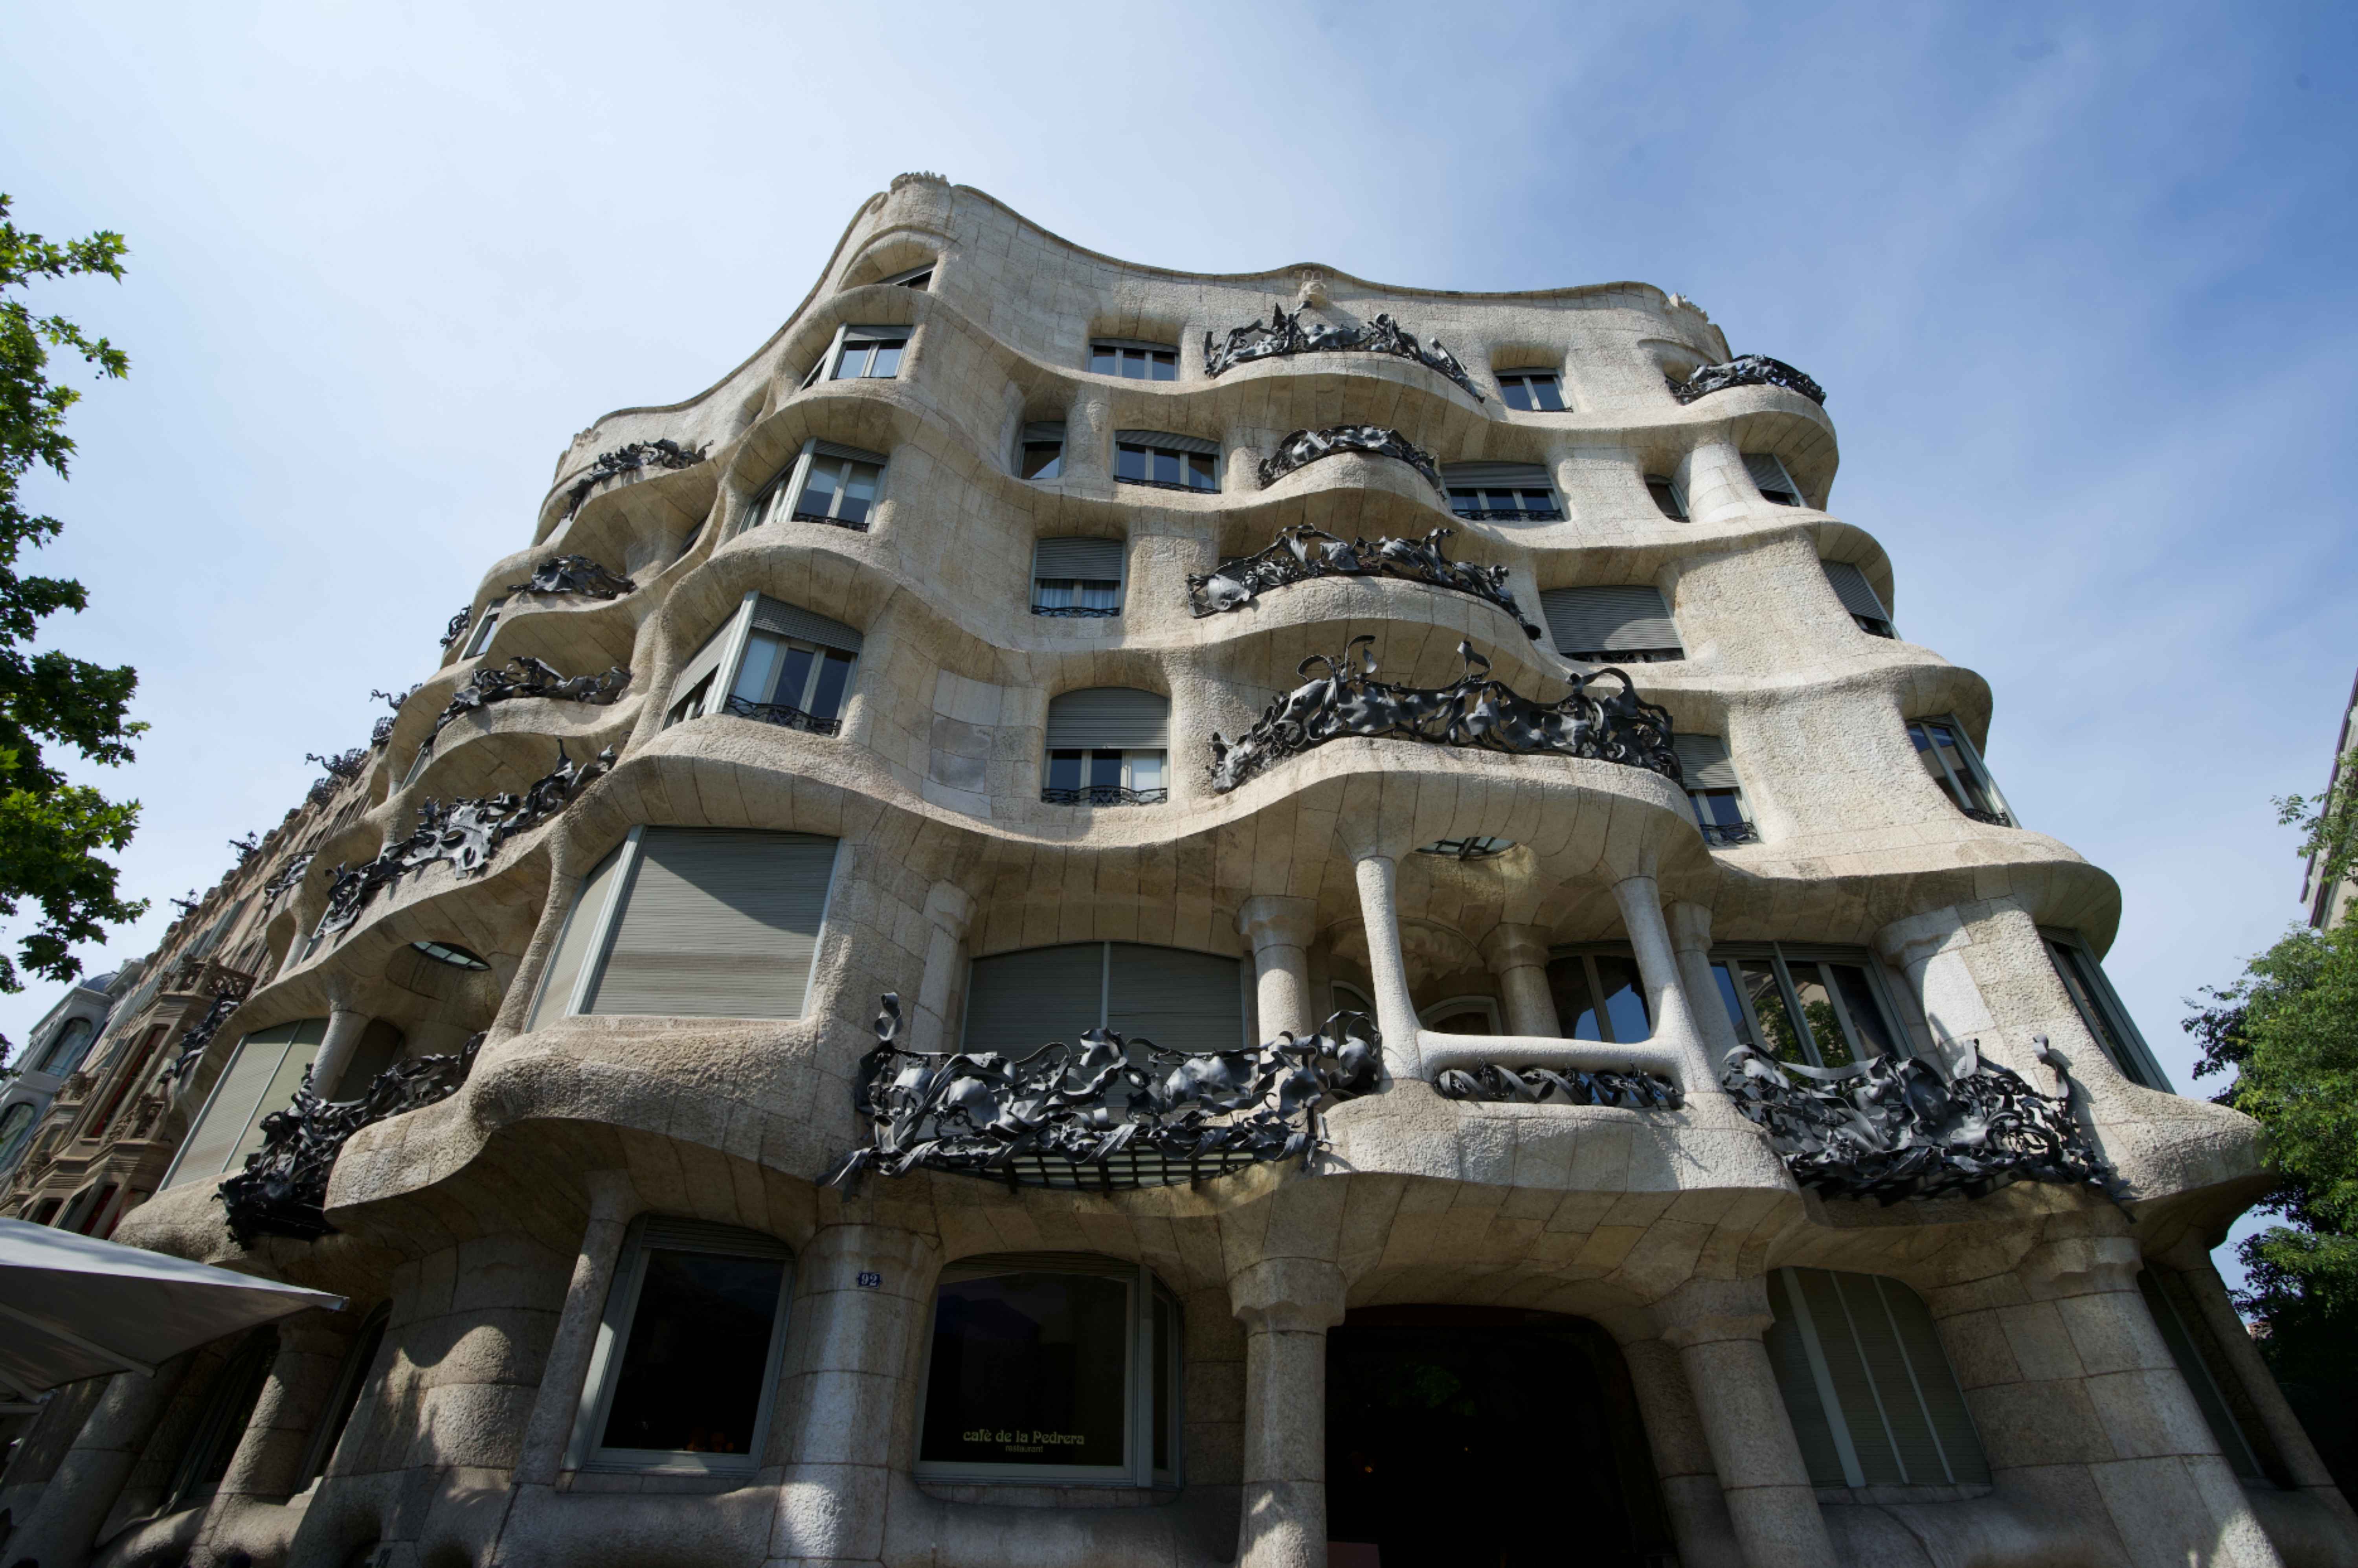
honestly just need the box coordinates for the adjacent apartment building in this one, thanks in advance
[0,175,2349,1568]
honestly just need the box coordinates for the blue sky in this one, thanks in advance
[2,3,2351,1274]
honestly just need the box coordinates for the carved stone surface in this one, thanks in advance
[561,437,709,516]
[1434,1062,1684,1110]
[505,554,637,600]
[219,1036,483,1243]
[438,605,472,649]
[1667,354,1826,407]
[1721,1037,2114,1204]
[1209,636,1682,795]
[1204,304,1482,402]
[430,657,631,739]
[826,994,1379,1190]
[314,745,614,942]
[1188,523,1543,639]
[1258,425,1444,494]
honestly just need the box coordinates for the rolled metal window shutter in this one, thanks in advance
[1671,734,1739,790]
[1541,586,1681,656]
[942,1251,1139,1283]
[1107,944,1244,1055]
[1744,452,1802,498]
[963,944,1105,1054]
[842,324,907,345]
[1794,1267,1905,1484]
[639,1216,793,1259]
[1021,421,1066,444]
[808,439,889,466]
[1045,688,1169,749]
[586,829,838,1019]
[1092,338,1178,354]
[668,624,736,712]
[1821,560,1891,622]
[1440,461,1552,490]
[1837,1272,1947,1484]
[1113,429,1219,456]
[1033,537,1124,580]
[168,1030,293,1187]
[1775,1267,1990,1487]
[1881,1275,1989,1484]
[1762,1269,1850,1487]
[528,846,624,1029]
[751,596,863,654]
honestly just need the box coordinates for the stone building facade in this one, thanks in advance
[1,174,2351,1568]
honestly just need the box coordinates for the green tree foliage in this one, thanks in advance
[0,195,147,1001]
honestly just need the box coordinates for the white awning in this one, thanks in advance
[0,1217,344,1397]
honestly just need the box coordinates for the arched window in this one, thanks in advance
[0,1103,37,1171]
[36,1017,95,1075]
[1763,1268,1988,1488]
[917,1253,1179,1485]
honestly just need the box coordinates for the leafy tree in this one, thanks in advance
[0,195,147,1011]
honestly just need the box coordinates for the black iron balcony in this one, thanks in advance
[1041,784,1168,806]
[1960,806,2015,828]
[792,507,870,531]
[1700,821,1761,848]
[1450,506,1563,523]
[724,695,842,735]
[1032,604,1121,619]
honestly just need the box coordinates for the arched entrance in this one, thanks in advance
[1325,1307,1675,1567]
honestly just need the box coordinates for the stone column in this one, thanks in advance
[1609,1329,1746,1568]
[1479,924,1558,1037]
[768,1223,939,1566]
[1350,856,1422,1084]
[2,1355,195,1568]
[1667,901,1740,1056]
[1648,1277,1836,1568]
[2160,1245,2358,1533]
[907,883,976,1054]
[1678,439,1754,526]
[214,1311,351,1500]
[1238,895,1319,1040]
[308,1008,371,1101]
[1064,388,1114,492]
[1230,1257,1347,1568]
[1612,875,1713,1091]
[512,1171,639,1485]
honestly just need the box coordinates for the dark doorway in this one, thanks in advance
[1325,1307,1675,1568]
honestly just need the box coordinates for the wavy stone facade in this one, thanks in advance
[2,174,2351,1568]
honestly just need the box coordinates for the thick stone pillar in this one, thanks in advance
[2,1355,194,1568]
[1479,924,1557,1038]
[512,1171,639,1485]
[1609,1330,1746,1568]
[1350,856,1421,1084]
[1678,439,1755,526]
[1667,901,1740,1059]
[1648,1278,1836,1568]
[307,1008,371,1102]
[1229,1257,1346,1568]
[1612,875,1713,1091]
[215,1311,351,1500]
[1064,388,1113,492]
[908,882,976,1054]
[1238,895,1318,1040]
[768,1223,939,1566]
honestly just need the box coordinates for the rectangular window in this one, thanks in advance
[1906,717,2012,826]
[1113,431,1217,492]
[1043,687,1170,804]
[1089,340,1178,380]
[162,1019,331,1188]
[963,942,1249,1057]
[571,1218,793,1476]
[1645,476,1688,521]
[831,327,907,380]
[1545,947,1652,1043]
[1539,585,1683,663]
[1043,749,1165,804]
[1441,462,1562,521]
[882,264,933,290]
[1743,451,1804,507]
[1822,559,1897,638]
[1708,945,1909,1069]
[1496,371,1566,411]
[1032,536,1124,617]
[1018,420,1066,480]
[732,633,856,731]
[463,598,505,659]
[1673,734,1756,846]
[794,454,882,529]
[2041,930,2171,1091]
[1763,1267,1989,1488]
[917,1255,1180,1486]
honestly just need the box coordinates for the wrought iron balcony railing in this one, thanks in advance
[1041,785,1168,807]
[792,508,870,532]
[1031,604,1122,619]
[1699,821,1761,847]
[1451,506,1563,523]
[1961,806,2015,827]
[723,695,842,735]
[1114,475,1214,495]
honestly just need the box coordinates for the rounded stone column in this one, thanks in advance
[307,1008,371,1102]
[1479,923,1558,1037]
[213,1311,352,1501]
[1647,1277,1837,1568]
[1678,438,1754,526]
[1238,895,1319,1041]
[1607,1328,1746,1568]
[1229,1256,1347,1568]
[1350,856,1421,1084]
[1612,875,1713,1091]
[909,882,976,1054]
[2,1354,195,1568]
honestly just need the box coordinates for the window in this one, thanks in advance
[1442,462,1563,522]
[964,943,1249,1056]
[1421,996,1501,1034]
[529,828,839,1023]
[918,1254,1180,1486]
[1541,585,1682,663]
[463,597,505,659]
[1043,689,1168,804]
[1675,734,1756,846]
[1417,836,1515,860]
[1114,430,1217,492]
[36,1016,95,1075]
[298,1304,389,1486]
[830,326,907,380]
[738,441,888,535]
[1822,560,1897,638]
[0,1103,36,1171]
[163,1328,279,1512]
[569,1218,794,1476]
[410,940,488,971]
[1089,339,1178,380]
[665,595,864,736]
[881,263,933,290]
[1018,420,1065,480]
[1496,371,1566,411]
[1707,945,1907,1069]
[1546,947,1652,1043]
[1906,717,2012,826]
[2137,1270,2268,1482]
[1645,475,1688,521]
[1763,1268,1989,1489]
[162,1019,330,1188]
[1743,452,1805,507]
[2042,931,2171,1091]
[1032,537,1124,618]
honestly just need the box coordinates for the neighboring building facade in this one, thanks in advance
[0,175,2349,1568]
[0,968,129,1181]
[2301,666,2358,931]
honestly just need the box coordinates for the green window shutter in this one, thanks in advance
[1763,1269,1851,1486]
[584,830,838,1019]
[166,1018,329,1188]
[1440,461,1552,489]
[1113,429,1218,456]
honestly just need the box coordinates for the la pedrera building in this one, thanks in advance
[4,174,2351,1568]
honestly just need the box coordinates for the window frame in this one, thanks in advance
[879,263,934,290]
[1494,369,1567,412]
[1708,942,1913,1069]
[830,326,909,381]
[1043,748,1166,804]
[1087,338,1180,382]
[663,592,861,734]
[1544,943,1655,1045]
[1017,420,1067,481]
[1419,995,1503,1033]
[37,1015,97,1075]
[1744,451,1806,507]
[962,942,1253,1054]
[462,597,505,660]
[1030,534,1126,618]
[1644,475,1688,521]
[567,1216,797,1478]
[2040,928,2171,1091]
[297,1304,390,1487]
[1113,437,1218,493]
[913,1254,1183,1487]
[1905,716,2015,827]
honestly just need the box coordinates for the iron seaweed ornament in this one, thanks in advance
[561,437,710,516]
[1721,1036,2114,1204]
[313,744,614,942]
[1259,426,1445,494]
[1188,523,1544,641]
[1209,636,1681,795]
[430,656,631,738]
[1204,304,1483,402]
[219,1035,483,1243]
[1666,354,1826,408]
[825,993,1380,1190]
[506,554,637,600]
[1435,1062,1683,1111]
